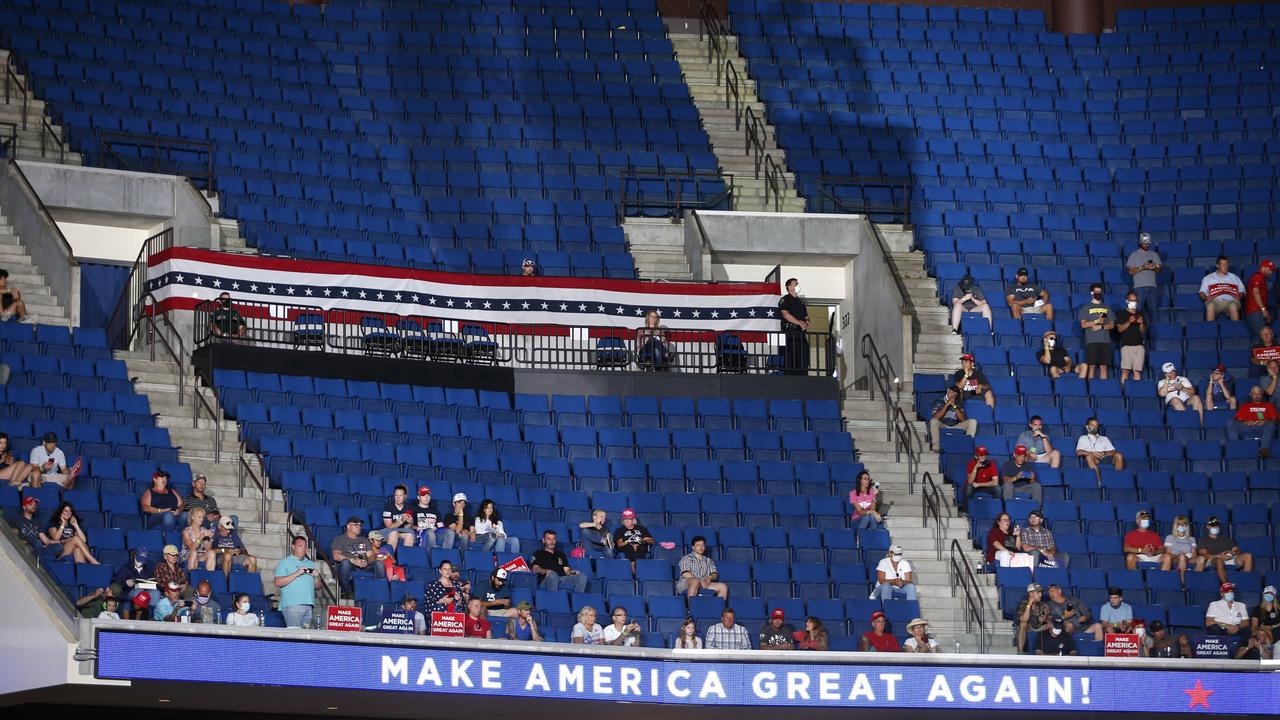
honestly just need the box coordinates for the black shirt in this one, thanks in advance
[759,622,796,648]
[212,306,244,332]
[18,516,43,549]
[442,510,474,532]
[612,524,653,560]
[382,500,413,527]
[411,500,442,530]
[1038,345,1070,368]
[1115,309,1146,347]
[532,547,572,576]
[778,294,808,332]
[1037,629,1077,655]
[1252,604,1279,633]
[1007,280,1043,302]
[952,369,990,395]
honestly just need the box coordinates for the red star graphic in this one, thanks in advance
[1184,680,1214,709]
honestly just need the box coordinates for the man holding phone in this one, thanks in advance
[274,535,320,628]
[962,446,1000,511]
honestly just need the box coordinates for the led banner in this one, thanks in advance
[95,631,1279,713]
[146,248,781,331]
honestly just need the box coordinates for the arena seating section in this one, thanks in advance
[0,0,740,278]
[209,369,904,646]
[731,0,1280,652]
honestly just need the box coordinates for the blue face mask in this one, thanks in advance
[1176,525,1188,533]
[1209,527,1220,536]
[1265,593,1275,603]
[1138,519,1150,529]
[1223,592,1235,602]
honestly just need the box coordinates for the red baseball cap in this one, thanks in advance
[1262,259,1275,271]
[1215,364,1227,372]
[1014,445,1028,455]
[418,486,430,496]
[770,608,785,620]
[621,508,637,520]
[132,591,152,608]
[1221,582,1236,593]
[870,610,886,622]
[21,496,38,508]
[960,353,974,361]
[974,446,989,456]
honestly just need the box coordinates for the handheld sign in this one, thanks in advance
[326,605,363,632]
[431,611,466,637]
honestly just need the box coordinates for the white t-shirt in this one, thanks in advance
[602,624,639,646]
[1160,376,1194,404]
[1075,434,1116,453]
[474,518,505,536]
[28,445,67,476]
[226,612,260,627]
[875,557,912,582]
[1205,600,1249,626]
[903,637,939,652]
[571,622,603,644]
[1199,272,1245,301]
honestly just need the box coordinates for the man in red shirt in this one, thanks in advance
[963,446,1000,511]
[1244,259,1274,341]
[463,597,492,639]
[1123,510,1166,570]
[1228,385,1279,456]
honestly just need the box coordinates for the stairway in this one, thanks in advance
[624,217,693,281]
[669,33,806,214]
[0,211,70,325]
[0,49,80,165]
[892,248,965,376]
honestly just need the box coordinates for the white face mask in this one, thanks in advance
[892,554,903,563]
[1135,627,1146,638]
[1046,338,1055,348]
[794,285,802,295]
[1139,519,1150,529]
[1050,627,1062,636]
[1209,527,1220,536]
[1127,301,1137,310]
[238,601,250,612]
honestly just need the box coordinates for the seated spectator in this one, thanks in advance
[473,499,519,553]
[999,445,1042,503]
[577,509,612,559]
[1115,290,1148,383]
[949,274,992,333]
[29,432,77,489]
[1253,585,1278,637]
[181,507,214,571]
[1036,617,1078,656]
[381,484,417,550]
[986,512,1034,569]
[1205,582,1250,638]
[1234,629,1275,660]
[903,618,939,653]
[155,544,189,596]
[794,616,829,651]
[705,608,752,650]
[676,535,728,599]
[463,598,492,639]
[1162,515,1197,584]
[571,606,604,645]
[1016,583,1051,653]
[1086,587,1135,641]
[1127,232,1162,317]
[368,531,395,580]
[1043,583,1091,634]
[1019,509,1069,568]
[0,432,35,488]
[859,610,902,652]
[410,486,442,549]
[1228,386,1279,455]
[928,385,977,448]
[952,354,995,408]
[0,267,28,321]
[1204,365,1239,411]
[96,593,121,621]
[42,500,99,564]
[394,594,426,635]
[759,608,796,650]
[16,496,52,552]
[1006,267,1056,321]
[1076,416,1126,473]
[636,310,671,370]
[963,446,1000,510]
[423,559,469,615]
[1144,619,1191,658]
[1123,510,1166,570]
[1251,326,1280,377]
[520,258,536,276]
[191,580,222,624]
[210,517,257,576]
[603,607,643,647]
[140,469,183,531]
[180,472,219,525]
[505,601,542,641]
[612,508,655,568]
[674,617,703,649]
[872,545,917,601]
[1196,516,1254,583]
[1246,260,1276,340]
[152,581,188,622]
[330,516,372,597]
[848,470,884,531]
[210,292,247,338]
[1077,283,1115,380]
[1037,330,1074,379]
[110,547,153,617]
[475,567,514,618]
[225,592,260,626]
[1200,256,1246,321]
[1016,416,1062,468]
[531,530,588,593]
[1260,361,1280,402]
[439,493,474,550]
[129,591,153,621]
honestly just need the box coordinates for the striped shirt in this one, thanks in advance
[705,622,751,650]
[678,551,717,581]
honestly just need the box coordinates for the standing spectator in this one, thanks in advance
[676,535,728,599]
[1115,290,1148,383]
[1204,365,1239,411]
[636,309,671,370]
[927,385,977,448]
[1043,583,1091,633]
[181,507,214,571]
[1205,582,1250,638]
[440,493,475,550]
[1036,617,1078,656]
[463,598,492,639]
[1158,362,1205,423]
[1145,620,1192,658]
[859,611,902,652]
[1200,256,1246,321]
[531,530,588,593]
[1162,515,1197,584]
[1251,326,1280,377]
[1123,510,1166,570]
[16,496,52,552]
[0,432,36,488]
[1196,516,1254,583]
[674,618,703,649]
[612,508,655,568]
[505,601,542,641]
[986,512,1033,569]
[110,547,153,615]
[1015,583,1051,653]
[1126,232,1163,319]
[42,500,99,564]
[1037,330,1074,378]
[705,607,752,650]
[778,277,811,375]
[758,608,796,651]
[225,593,260,627]
[603,607,643,647]
[949,275,992,333]
[1228,386,1279,455]
[872,545,917,601]
[848,470,884,531]
[952,354,995,408]
[154,544,189,596]
[410,486,442,549]
[381,484,416,550]
[903,618,940,653]
[209,517,257,576]
[29,432,76,489]
[794,617,829,651]
[1019,509,1069,568]
[571,606,604,645]
[423,560,469,615]
[577,509,612,559]
[1016,416,1062,468]
[1077,283,1115,380]
[330,516,372,597]
[1245,260,1276,340]
[274,535,319,629]
[473,499,519,553]
[963,446,1000,510]
[0,267,29,321]
[180,473,219,524]
[999,445,1042,503]
[475,567,514,618]
[521,258,536,277]
[140,469,183,532]
[1086,588,1135,641]
[1006,267,1056,321]
[1076,417,1126,473]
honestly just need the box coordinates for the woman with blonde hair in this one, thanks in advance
[1161,514,1196,583]
[571,605,604,645]
[181,506,214,570]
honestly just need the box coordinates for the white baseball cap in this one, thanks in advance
[1161,362,1176,373]
[452,492,468,503]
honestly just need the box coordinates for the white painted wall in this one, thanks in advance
[0,532,79,696]
[713,263,847,302]
[57,222,153,263]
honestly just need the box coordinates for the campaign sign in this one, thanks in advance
[431,611,465,637]
[1193,635,1240,659]
[500,556,530,574]
[1254,346,1280,364]
[379,609,415,635]
[326,606,363,632]
[1103,634,1140,658]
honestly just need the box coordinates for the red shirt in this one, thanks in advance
[966,458,999,487]
[464,616,491,638]
[1123,529,1163,553]
[1246,271,1269,315]
[862,631,902,652]
[1237,401,1279,423]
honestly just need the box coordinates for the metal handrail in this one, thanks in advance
[763,153,785,212]
[107,228,174,351]
[98,130,216,190]
[949,538,990,654]
[3,58,30,130]
[619,169,735,221]
[815,176,914,229]
[861,332,924,494]
[921,471,948,562]
[698,0,728,72]
[3,55,72,160]
[289,523,339,608]
[723,58,743,129]
[235,441,269,535]
[0,121,16,157]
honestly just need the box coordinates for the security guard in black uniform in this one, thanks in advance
[778,277,810,375]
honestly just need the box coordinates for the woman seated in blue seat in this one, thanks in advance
[636,310,671,371]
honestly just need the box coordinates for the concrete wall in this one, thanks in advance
[689,210,861,259]
[0,159,79,325]
[57,222,151,263]
[0,526,80,698]
[844,226,912,393]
